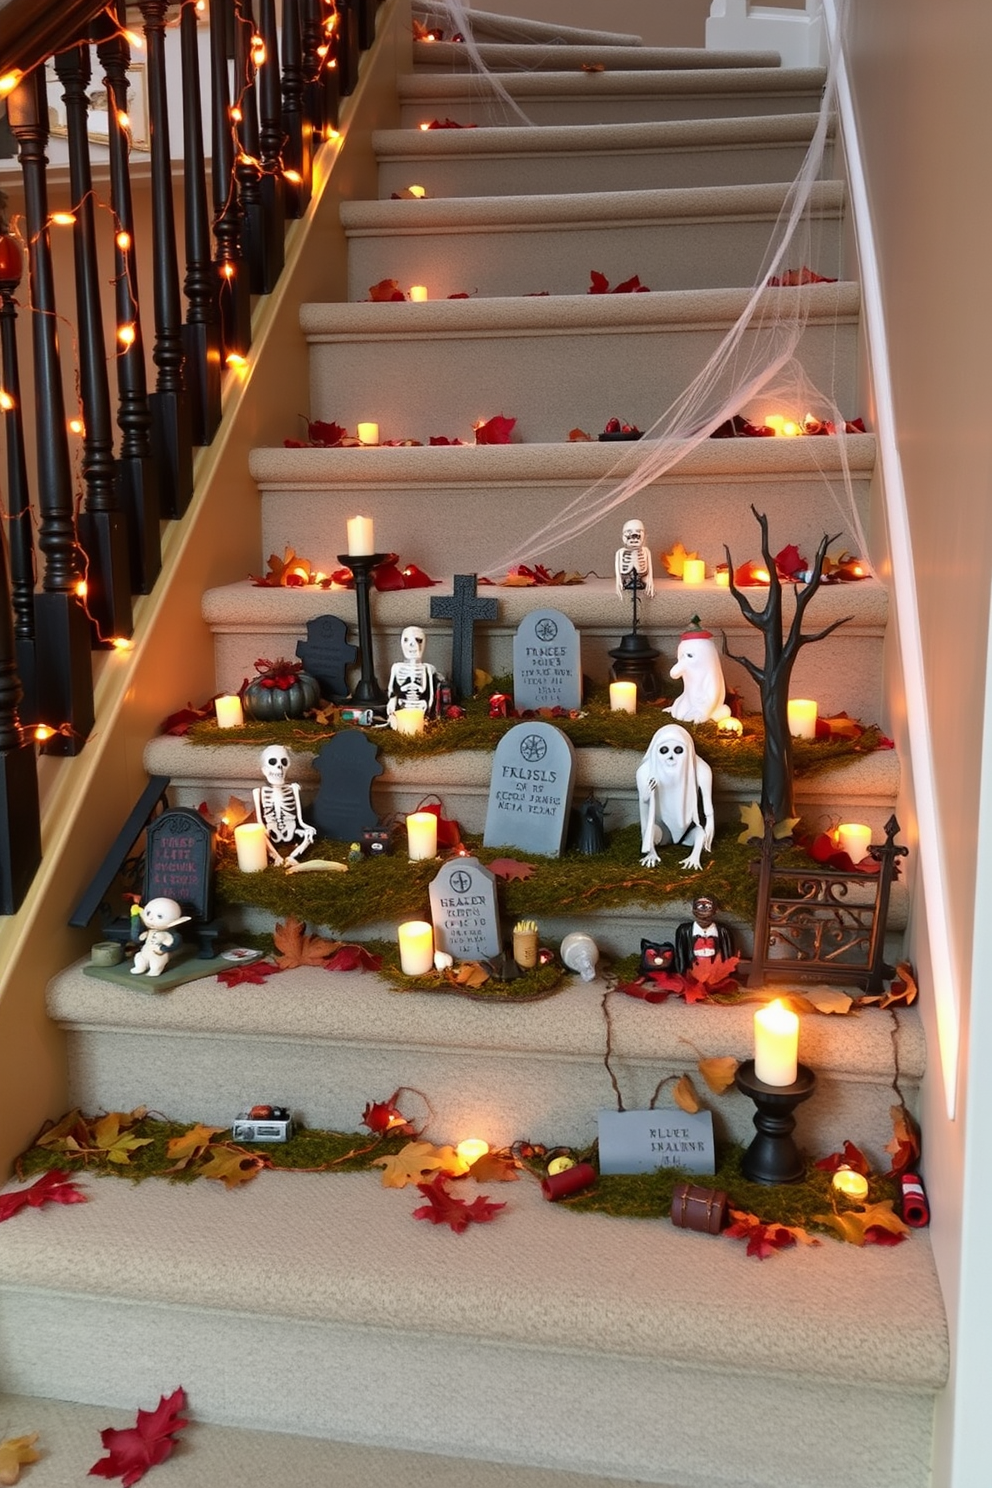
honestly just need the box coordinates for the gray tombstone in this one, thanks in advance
[429,856,501,962]
[483,722,576,857]
[145,808,214,921]
[512,608,582,712]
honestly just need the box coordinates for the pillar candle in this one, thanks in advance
[753,999,799,1086]
[214,694,244,729]
[234,822,269,873]
[837,822,872,864]
[393,708,425,737]
[409,284,428,301]
[406,810,438,861]
[787,698,818,739]
[398,920,434,975]
[609,681,637,714]
[346,515,375,554]
[682,558,706,584]
[356,422,379,446]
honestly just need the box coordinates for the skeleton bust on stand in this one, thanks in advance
[253,745,317,865]
[386,626,444,726]
[615,518,654,601]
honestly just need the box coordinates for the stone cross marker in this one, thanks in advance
[429,574,498,702]
[429,855,501,962]
[296,614,357,703]
[145,808,215,921]
[512,608,582,712]
[311,732,383,841]
[483,721,576,856]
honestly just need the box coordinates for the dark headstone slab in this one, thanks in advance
[512,608,582,712]
[296,614,358,703]
[429,855,501,962]
[483,721,576,857]
[145,808,214,921]
[311,732,383,841]
[429,574,498,702]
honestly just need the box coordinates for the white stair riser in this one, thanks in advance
[410,44,786,73]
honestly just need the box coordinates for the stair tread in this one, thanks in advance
[413,42,785,72]
[398,66,828,101]
[417,7,646,48]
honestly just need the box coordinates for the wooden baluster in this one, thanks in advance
[138,0,194,519]
[256,0,286,286]
[0,461,41,913]
[301,0,334,139]
[97,13,161,595]
[181,0,223,445]
[54,44,133,644]
[0,231,38,726]
[8,69,95,756]
[210,0,251,356]
[357,0,376,52]
[233,0,267,294]
[337,0,360,97]
[281,0,311,217]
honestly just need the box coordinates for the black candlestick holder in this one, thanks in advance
[610,571,661,698]
[338,552,387,709]
[735,1059,816,1185]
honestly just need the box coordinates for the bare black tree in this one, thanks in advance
[724,507,851,822]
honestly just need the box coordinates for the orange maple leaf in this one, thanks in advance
[662,541,700,578]
[273,916,341,970]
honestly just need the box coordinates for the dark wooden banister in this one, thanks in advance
[0,0,108,84]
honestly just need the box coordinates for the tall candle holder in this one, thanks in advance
[735,1060,816,1184]
[338,551,387,709]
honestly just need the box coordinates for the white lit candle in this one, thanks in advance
[393,707,425,737]
[609,681,637,714]
[234,822,269,873]
[346,515,375,554]
[214,694,244,729]
[787,698,818,739]
[406,810,438,861]
[717,716,743,736]
[409,284,428,302]
[682,558,706,584]
[356,422,379,446]
[837,823,872,864]
[398,920,434,975]
[753,999,799,1086]
[456,1138,489,1169]
[832,1167,869,1201]
[715,567,731,588]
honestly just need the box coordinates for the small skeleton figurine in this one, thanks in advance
[615,518,654,601]
[253,745,317,865]
[386,626,444,726]
[130,897,190,977]
[635,723,715,871]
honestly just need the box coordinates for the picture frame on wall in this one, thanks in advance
[44,57,150,152]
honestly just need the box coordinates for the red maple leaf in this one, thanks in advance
[612,273,650,293]
[399,564,439,587]
[368,278,406,301]
[216,960,282,987]
[475,414,516,445]
[685,953,740,994]
[372,558,409,591]
[89,1387,189,1486]
[774,543,808,580]
[424,118,477,129]
[863,1225,906,1247]
[588,270,609,293]
[361,1098,414,1136]
[680,979,714,1005]
[429,436,466,445]
[766,266,837,286]
[159,699,217,736]
[306,418,348,446]
[487,858,535,882]
[725,1211,797,1260]
[616,977,678,1004]
[815,1140,870,1175]
[412,1173,505,1233]
[324,944,383,973]
[0,1169,87,1222]
[413,800,462,850]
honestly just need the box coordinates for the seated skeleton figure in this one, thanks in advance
[386,626,444,725]
[252,745,316,865]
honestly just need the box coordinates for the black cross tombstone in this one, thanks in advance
[429,574,498,702]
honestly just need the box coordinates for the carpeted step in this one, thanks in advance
[301,284,861,445]
[411,42,785,72]
[415,6,645,49]
[397,66,829,128]
[0,1166,945,1488]
[373,114,834,198]
[251,435,876,578]
[343,180,845,300]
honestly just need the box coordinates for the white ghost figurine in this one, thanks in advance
[667,622,731,725]
[636,724,715,871]
[130,897,191,977]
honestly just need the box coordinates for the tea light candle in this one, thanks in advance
[787,698,818,739]
[682,558,706,584]
[409,284,428,301]
[215,694,244,729]
[398,920,434,975]
[456,1138,489,1169]
[715,567,730,588]
[832,1167,869,1201]
[356,422,379,446]
[837,822,872,864]
[753,999,799,1086]
[346,515,375,554]
[393,707,425,737]
[609,681,637,714]
[717,716,743,736]
[234,822,269,873]
[406,810,438,861]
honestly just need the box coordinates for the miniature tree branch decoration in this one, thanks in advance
[723,507,852,822]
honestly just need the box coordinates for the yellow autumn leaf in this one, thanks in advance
[445,961,490,989]
[672,1074,701,1114]
[662,541,699,578]
[879,961,918,1009]
[814,1199,909,1247]
[166,1124,226,1166]
[698,1056,739,1095]
[91,1112,154,1165]
[0,1434,40,1485]
[372,1140,453,1189]
[198,1147,267,1188]
[804,987,854,1015]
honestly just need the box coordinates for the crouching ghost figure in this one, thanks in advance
[636,724,715,871]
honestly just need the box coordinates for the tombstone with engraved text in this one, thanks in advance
[429,856,501,962]
[483,721,576,857]
[512,608,582,713]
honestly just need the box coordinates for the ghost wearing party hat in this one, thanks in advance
[667,619,731,725]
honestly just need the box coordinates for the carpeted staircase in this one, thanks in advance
[0,8,947,1487]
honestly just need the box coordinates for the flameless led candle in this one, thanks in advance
[409,284,428,301]
[787,698,818,739]
[682,558,706,585]
[406,810,438,861]
[214,694,244,729]
[838,822,872,864]
[609,681,637,714]
[346,515,375,554]
[398,920,434,975]
[456,1138,489,1169]
[356,422,379,446]
[832,1167,869,1201]
[234,822,269,873]
[393,708,425,737]
[715,567,731,588]
[753,999,799,1086]
[717,716,743,736]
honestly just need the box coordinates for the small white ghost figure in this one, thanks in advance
[130,897,191,977]
[667,624,731,725]
[636,724,715,871]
